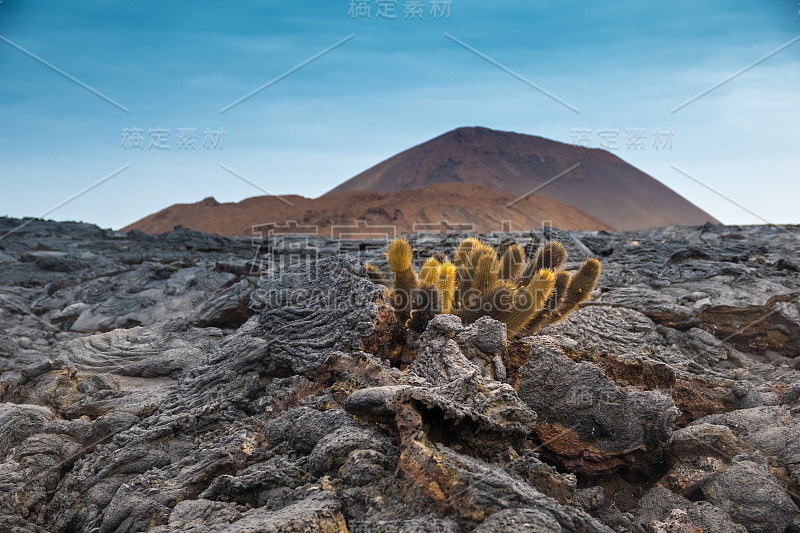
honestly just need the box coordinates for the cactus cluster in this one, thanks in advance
[366,237,601,338]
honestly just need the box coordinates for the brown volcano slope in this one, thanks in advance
[325,126,719,230]
[122,183,612,237]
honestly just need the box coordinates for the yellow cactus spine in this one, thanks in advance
[528,269,557,313]
[522,270,571,335]
[454,243,492,308]
[483,279,518,320]
[551,270,572,309]
[567,257,601,303]
[453,237,482,267]
[519,241,567,285]
[500,290,534,333]
[386,238,418,317]
[549,258,601,325]
[454,237,483,285]
[420,257,441,286]
[393,269,418,298]
[436,261,456,314]
[500,269,556,333]
[364,263,388,286]
[371,237,599,343]
[461,245,494,285]
[387,238,413,272]
[499,244,525,280]
[535,241,568,271]
[470,252,499,293]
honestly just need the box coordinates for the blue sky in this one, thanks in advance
[0,0,798,229]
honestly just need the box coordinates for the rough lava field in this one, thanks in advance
[1,216,799,532]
